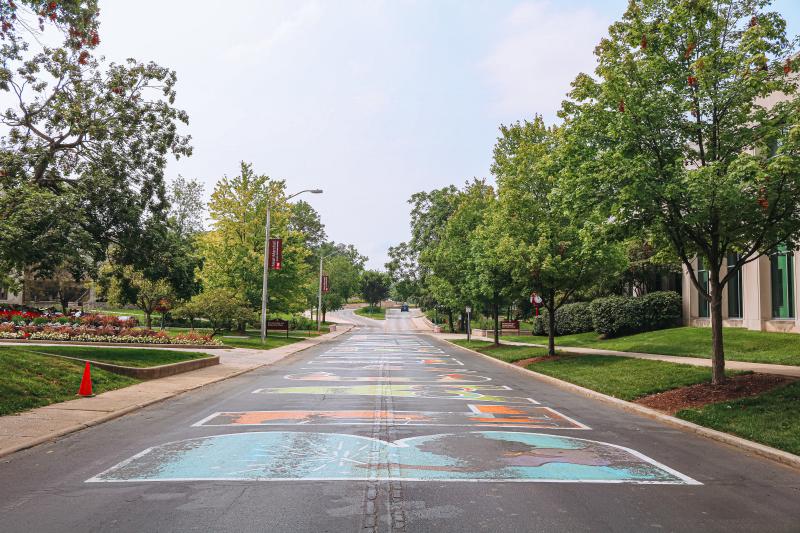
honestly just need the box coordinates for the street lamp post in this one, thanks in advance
[316,251,338,333]
[261,188,323,343]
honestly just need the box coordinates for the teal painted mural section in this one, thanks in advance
[91,431,695,484]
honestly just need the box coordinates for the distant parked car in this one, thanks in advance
[400,304,409,312]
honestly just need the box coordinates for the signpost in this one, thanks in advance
[266,318,289,338]
[465,306,472,342]
[530,292,543,316]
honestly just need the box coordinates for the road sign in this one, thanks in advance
[530,292,543,307]
[268,238,283,270]
[465,306,471,313]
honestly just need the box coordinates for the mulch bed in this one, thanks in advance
[635,373,796,414]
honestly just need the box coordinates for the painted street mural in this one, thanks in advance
[284,371,491,383]
[193,405,589,430]
[88,332,699,486]
[88,431,697,484]
[252,384,538,404]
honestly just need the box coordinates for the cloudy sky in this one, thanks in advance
[96,0,800,268]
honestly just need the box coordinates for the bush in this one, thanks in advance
[531,302,594,336]
[590,291,681,338]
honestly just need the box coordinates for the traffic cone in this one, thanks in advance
[78,361,94,397]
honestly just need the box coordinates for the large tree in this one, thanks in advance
[492,117,626,355]
[0,33,191,288]
[360,270,391,308]
[199,162,311,314]
[564,0,800,382]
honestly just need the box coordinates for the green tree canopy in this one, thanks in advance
[562,0,800,382]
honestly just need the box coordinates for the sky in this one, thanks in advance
[95,0,800,269]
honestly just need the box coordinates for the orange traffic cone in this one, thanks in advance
[78,361,94,397]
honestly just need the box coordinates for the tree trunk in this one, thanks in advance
[547,302,556,356]
[709,269,726,385]
[493,302,500,346]
[59,296,69,315]
[447,309,455,333]
[145,312,152,330]
[323,308,327,324]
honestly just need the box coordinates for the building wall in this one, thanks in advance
[683,251,800,333]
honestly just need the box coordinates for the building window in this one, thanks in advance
[770,246,795,319]
[697,257,709,318]
[727,254,743,318]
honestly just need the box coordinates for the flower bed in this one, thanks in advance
[0,309,220,346]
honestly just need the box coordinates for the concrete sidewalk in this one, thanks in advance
[0,325,354,459]
[432,332,800,378]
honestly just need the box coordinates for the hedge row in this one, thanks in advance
[531,302,594,336]
[532,291,682,338]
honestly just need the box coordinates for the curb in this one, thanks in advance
[25,351,220,379]
[0,325,354,460]
[435,336,800,472]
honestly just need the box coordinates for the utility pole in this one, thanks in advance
[261,188,323,343]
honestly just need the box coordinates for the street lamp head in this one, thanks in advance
[310,189,323,194]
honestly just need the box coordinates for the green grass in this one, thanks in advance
[451,339,738,401]
[215,333,304,350]
[355,306,386,320]
[9,346,210,368]
[450,340,551,363]
[677,381,800,456]
[528,355,741,401]
[0,348,139,416]
[503,327,800,366]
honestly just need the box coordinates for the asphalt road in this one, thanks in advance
[0,312,799,532]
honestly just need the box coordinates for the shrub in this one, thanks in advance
[531,302,593,336]
[590,291,681,338]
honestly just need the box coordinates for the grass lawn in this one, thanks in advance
[528,355,741,401]
[216,334,304,350]
[0,348,139,416]
[451,340,738,401]
[450,340,550,363]
[355,306,386,320]
[677,381,800,456]
[503,327,800,366]
[9,346,210,368]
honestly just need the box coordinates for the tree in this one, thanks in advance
[290,200,327,251]
[563,0,800,382]
[385,242,420,303]
[360,270,391,308]
[0,1,100,51]
[169,176,206,237]
[0,40,191,286]
[432,180,496,334]
[491,117,626,354]
[174,288,254,337]
[199,162,311,314]
[106,267,174,329]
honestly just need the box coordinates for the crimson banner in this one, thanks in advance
[268,238,283,270]
[322,275,330,293]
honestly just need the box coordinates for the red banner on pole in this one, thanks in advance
[322,275,330,293]
[268,238,283,270]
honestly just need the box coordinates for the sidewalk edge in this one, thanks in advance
[436,336,800,472]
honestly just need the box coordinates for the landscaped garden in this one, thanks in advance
[0,308,220,346]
